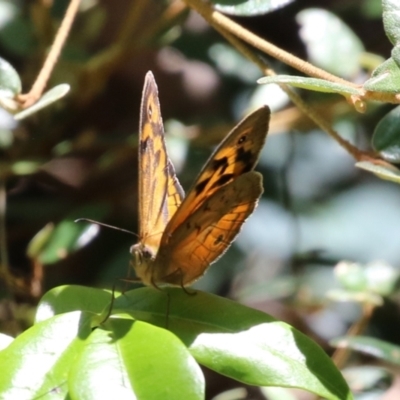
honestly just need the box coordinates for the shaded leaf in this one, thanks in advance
[30,204,108,265]
[372,105,400,162]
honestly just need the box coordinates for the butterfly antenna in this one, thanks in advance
[75,218,139,238]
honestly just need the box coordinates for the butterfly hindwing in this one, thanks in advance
[155,171,263,285]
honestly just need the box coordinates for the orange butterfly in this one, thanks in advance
[131,71,270,287]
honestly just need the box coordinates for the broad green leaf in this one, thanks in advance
[30,204,108,264]
[364,57,400,93]
[297,8,364,78]
[36,285,113,323]
[258,75,361,96]
[0,311,92,399]
[372,105,400,162]
[356,160,400,184]
[331,336,400,366]
[212,0,294,16]
[14,84,70,120]
[69,319,204,400]
[113,288,353,400]
[382,0,400,46]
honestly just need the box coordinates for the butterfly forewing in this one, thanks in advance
[138,72,184,253]
[163,106,270,239]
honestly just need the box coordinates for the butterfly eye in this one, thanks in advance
[237,134,247,145]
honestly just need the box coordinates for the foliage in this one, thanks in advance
[1,0,400,399]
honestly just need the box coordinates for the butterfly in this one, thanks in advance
[130,71,270,288]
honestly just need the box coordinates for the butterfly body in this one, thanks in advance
[131,71,270,287]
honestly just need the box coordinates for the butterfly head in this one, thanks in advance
[130,242,156,286]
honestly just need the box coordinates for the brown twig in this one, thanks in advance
[183,0,371,161]
[183,0,359,88]
[17,0,82,108]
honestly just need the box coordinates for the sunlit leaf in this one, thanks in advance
[364,57,400,93]
[297,8,364,78]
[113,288,353,400]
[14,84,70,120]
[258,75,361,96]
[356,160,400,184]
[212,0,295,16]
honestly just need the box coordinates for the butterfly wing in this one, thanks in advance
[163,106,270,237]
[154,171,263,285]
[138,71,184,253]
[152,106,270,285]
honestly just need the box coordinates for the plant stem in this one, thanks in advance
[18,0,82,108]
[184,0,370,161]
[183,0,359,88]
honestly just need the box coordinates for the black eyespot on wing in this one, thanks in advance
[237,134,247,145]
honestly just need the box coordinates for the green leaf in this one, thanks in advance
[29,204,108,265]
[14,84,70,120]
[258,75,361,96]
[372,105,400,162]
[0,286,353,399]
[297,8,364,78]
[0,56,21,97]
[363,57,400,93]
[35,285,113,323]
[113,288,353,400]
[212,0,294,17]
[356,160,400,184]
[331,336,400,366]
[382,0,400,46]
[69,319,205,400]
[0,311,92,399]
